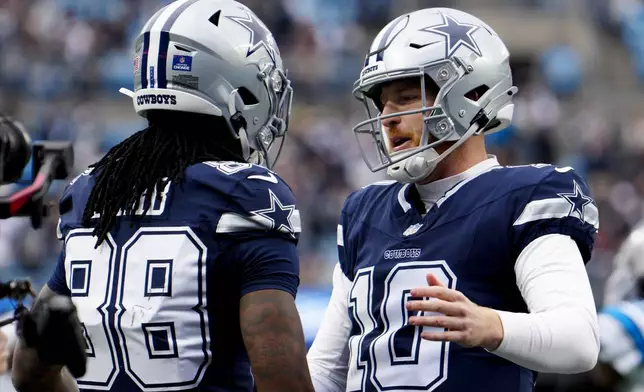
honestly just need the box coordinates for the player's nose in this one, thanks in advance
[381,104,402,128]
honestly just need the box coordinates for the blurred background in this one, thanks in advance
[1,0,644,390]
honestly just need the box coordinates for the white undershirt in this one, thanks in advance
[415,157,499,211]
[307,159,599,392]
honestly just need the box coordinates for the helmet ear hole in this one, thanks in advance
[237,87,259,105]
[464,85,489,102]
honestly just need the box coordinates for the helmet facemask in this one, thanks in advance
[233,64,293,170]
[352,59,469,176]
[254,65,292,169]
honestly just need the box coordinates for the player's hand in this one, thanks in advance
[406,273,504,351]
[19,295,87,378]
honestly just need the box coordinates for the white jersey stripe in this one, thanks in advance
[146,0,192,89]
[216,212,302,234]
[216,213,267,233]
[513,198,599,228]
[397,184,412,213]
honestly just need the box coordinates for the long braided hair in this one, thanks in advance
[82,110,244,246]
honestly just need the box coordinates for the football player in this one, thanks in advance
[592,299,644,392]
[12,1,314,392]
[586,221,644,391]
[307,7,599,392]
[604,220,644,307]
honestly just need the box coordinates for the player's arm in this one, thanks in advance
[13,241,82,392]
[306,219,355,392]
[408,236,599,374]
[487,234,599,372]
[306,263,352,392]
[12,285,78,392]
[487,170,600,373]
[408,169,600,373]
[220,171,314,391]
[240,289,313,392]
[229,229,313,392]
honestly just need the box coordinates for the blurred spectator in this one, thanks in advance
[4,1,644,390]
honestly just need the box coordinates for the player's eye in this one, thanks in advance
[398,91,420,104]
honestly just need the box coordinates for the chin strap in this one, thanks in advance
[388,121,482,184]
[228,90,252,162]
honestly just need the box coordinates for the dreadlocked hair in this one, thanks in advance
[83,110,244,247]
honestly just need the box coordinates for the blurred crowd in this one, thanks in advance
[3,0,644,293]
[0,0,643,291]
[2,0,644,390]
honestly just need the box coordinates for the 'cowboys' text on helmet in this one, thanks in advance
[121,0,293,169]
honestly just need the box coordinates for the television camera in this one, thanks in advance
[0,114,74,337]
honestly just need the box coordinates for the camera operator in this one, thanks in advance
[12,290,85,392]
[0,115,85,392]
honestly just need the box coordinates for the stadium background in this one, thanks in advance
[0,0,643,390]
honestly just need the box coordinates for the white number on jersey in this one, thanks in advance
[347,261,457,391]
[64,227,211,392]
[204,161,252,175]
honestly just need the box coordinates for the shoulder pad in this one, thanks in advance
[512,165,598,229]
[188,162,300,237]
[509,165,598,262]
[498,163,567,187]
[344,180,401,217]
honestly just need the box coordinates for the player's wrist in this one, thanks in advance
[480,307,504,351]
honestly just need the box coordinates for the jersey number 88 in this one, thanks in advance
[64,227,211,392]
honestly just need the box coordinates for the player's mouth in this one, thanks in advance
[391,136,415,152]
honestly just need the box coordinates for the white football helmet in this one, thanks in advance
[352,8,517,183]
[604,221,644,306]
[120,0,293,169]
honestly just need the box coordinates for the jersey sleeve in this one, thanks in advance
[230,234,300,298]
[211,164,301,242]
[47,248,70,296]
[46,178,79,296]
[336,190,360,282]
[55,167,93,238]
[200,163,302,297]
[511,168,598,263]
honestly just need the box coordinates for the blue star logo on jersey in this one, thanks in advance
[419,13,482,58]
[251,189,296,234]
[226,9,277,63]
[558,180,594,221]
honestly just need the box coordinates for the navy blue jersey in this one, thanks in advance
[338,164,598,392]
[47,161,301,392]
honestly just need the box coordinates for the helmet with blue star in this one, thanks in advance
[352,8,518,184]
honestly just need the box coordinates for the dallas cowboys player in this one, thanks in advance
[307,7,599,392]
[11,1,314,392]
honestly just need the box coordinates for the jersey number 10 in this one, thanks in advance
[347,261,457,392]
